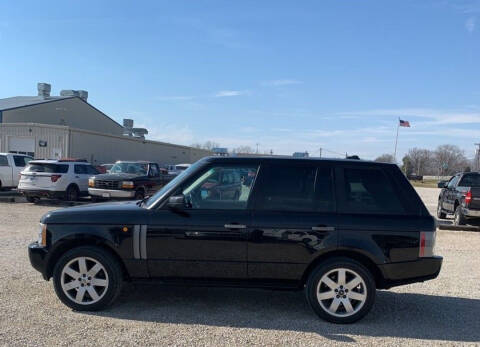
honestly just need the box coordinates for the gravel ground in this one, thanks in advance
[0,193,479,346]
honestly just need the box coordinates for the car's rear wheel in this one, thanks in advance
[26,196,39,203]
[52,246,123,311]
[454,206,466,226]
[306,257,375,324]
[65,185,79,202]
[437,202,446,219]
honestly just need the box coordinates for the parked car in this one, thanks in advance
[437,172,480,225]
[28,156,441,323]
[88,161,173,201]
[18,159,99,202]
[0,153,33,189]
[167,163,191,175]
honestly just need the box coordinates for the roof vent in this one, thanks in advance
[60,90,79,97]
[123,118,134,136]
[37,83,51,99]
[77,90,88,101]
[132,127,148,140]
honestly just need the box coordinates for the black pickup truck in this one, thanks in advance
[437,172,480,225]
[88,161,174,201]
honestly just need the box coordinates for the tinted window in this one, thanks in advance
[13,156,32,167]
[341,168,405,214]
[182,166,258,210]
[74,165,87,174]
[0,155,8,166]
[258,165,321,212]
[86,165,99,175]
[458,174,480,187]
[26,163,69,173]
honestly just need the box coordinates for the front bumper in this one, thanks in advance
[88,188,135,198]
[378,256,443,289]
[28,242,49,280]
[461,207,480,217]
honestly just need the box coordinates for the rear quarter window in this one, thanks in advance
[339,167,406,215]
[0,156,8,166]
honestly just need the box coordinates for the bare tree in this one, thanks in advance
[190,141,219,151]
[433,144,469,176]
[403,148,432,175]
[233,146,255,154]
[374,154,395,163]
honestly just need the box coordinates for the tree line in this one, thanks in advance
[375,144,473,176]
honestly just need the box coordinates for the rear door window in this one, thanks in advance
[74,165,87,174]
[13,156,32,167]
[340,167,406,215]
[256,164,334,212]
[26,163,69,173]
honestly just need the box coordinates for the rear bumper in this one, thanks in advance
[19,189,64,198]
[88,188,135,198]
[461,207,480,217]
[378,256,443,289]
[28,242,49,280]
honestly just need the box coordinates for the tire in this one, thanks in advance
[65,185,79,202]
[305,257,376,324]
[52,246,123,311]
[134,189,145,200]
[437,201,446,219]
[26,196,39,203]
[454,206,467,226]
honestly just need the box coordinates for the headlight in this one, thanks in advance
[88,178,95,187]
[121,181,135,189]
[37,223,47,247]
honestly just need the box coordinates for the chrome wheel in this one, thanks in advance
[316,268,367,318]
[60,257,109,305]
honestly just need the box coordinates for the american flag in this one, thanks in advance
[399,119,410,127]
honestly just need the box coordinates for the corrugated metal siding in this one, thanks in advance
[69,128,211,165]
[0,124,68,159]
[1,123,212,164]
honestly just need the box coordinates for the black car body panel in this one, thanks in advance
[29,156,442,291]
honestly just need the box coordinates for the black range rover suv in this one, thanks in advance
[28,156,442,323]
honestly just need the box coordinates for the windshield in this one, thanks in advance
[144,160,205,208]
[110,162,148,175]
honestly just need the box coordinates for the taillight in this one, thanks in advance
[51,174,62,182]
[419,231,436,257]
[465,190,472,206]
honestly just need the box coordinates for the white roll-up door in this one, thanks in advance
[8,137,35,157]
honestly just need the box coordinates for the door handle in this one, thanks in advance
[312,226,335,231]
[185,231,201,237]
[224,224,246,229]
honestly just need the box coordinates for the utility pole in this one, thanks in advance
[256,143,259,154]
[475,143,480,171]
[319,148,322,158]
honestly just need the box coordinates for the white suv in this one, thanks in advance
[18,159,99,202]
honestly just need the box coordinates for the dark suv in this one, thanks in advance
[28,156,442,323]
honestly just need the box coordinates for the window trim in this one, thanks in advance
[335,165,410,216]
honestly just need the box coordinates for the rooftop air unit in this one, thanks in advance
[37,83,51,99]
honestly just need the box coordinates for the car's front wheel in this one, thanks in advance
[306,257,375,324]
[53,246,123,311]
[437,201,446,219]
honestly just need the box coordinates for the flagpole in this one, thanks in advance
[393,118,400,163]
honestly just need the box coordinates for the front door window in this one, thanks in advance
[182,166,258,210]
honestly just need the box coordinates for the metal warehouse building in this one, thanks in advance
[0,83,211,165]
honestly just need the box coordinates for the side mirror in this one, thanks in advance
[167,194,186,209]
[437,181,447,188]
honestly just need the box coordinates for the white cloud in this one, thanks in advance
[261,79,303,87]
[214,90,249,97]
[466,17,476,32]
